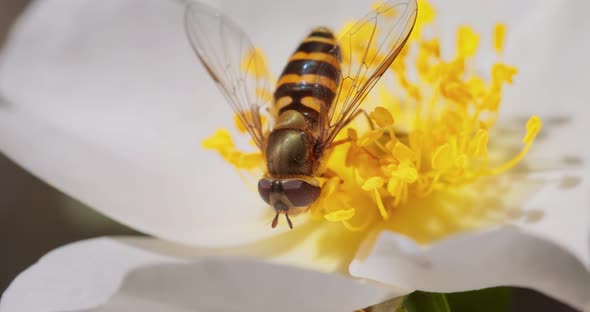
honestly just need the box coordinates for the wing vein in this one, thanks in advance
[184,2,272,150]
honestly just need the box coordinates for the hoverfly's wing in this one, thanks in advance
[317,0,417,146]
[185,2,271,150]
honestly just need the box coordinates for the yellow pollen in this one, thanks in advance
[202,0,542,247]
[457,25,480,58]
[494,23,506,53]
[242,47,271,80]
[393,142,416,162]
[324,209,355,222]
[432,143,454,170]
[524,115,542,144]
[493,63,518,84]
[362,176,385,191]
[233,115,248,134]
[370,107,394,128]
[202,128,233,150]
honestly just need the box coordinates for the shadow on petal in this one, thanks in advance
[83,258,397,312]
[378,171,546,245]
[350,227,590,310]
[120,218,369,275]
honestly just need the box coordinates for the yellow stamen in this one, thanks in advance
[432,143,453,170]
[492,63,518,85]
[373,188,389,220]
[241,48,271,80]
[370,107,394,128]
[457,25,480,58]
[494,23,506,53]
[202,0,542,246]
[487,116,542,175]
[324,209,355,222]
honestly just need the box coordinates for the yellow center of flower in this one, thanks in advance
[202,0,541,251]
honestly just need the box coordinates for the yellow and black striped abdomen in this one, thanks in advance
[273,27,341,132]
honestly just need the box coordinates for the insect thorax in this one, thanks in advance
[266,126,315,176]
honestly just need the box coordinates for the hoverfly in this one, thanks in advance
[185,0,417,229]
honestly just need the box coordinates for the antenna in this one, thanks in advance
[271,212,279,228]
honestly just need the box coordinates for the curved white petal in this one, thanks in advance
[0,0,287,246]
[431,0,590,301]
[0,0,564,246]
[351,168,590,309]
[0,237,397,312]
[350,227,590,310]
[501,0,590,159]
[430,0,553,57]
[510,169,590,270]
[495,0,590,273]
[3,1,587,308]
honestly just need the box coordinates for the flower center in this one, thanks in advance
[202,0,541,246]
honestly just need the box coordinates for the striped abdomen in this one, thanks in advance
[266,28,341,177]
[273,27,341,134]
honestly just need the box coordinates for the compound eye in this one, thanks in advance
[257,179,273,204]
[281,180,321,207]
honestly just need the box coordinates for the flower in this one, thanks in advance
[205,3,542,240]
[0,0,589,311]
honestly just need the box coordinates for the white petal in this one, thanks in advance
[510,169,590,270]
[0,237,179,312]
[0,0,560,247]
[433,0,590,172]
[425,0,590,168]
[430,0,552,56]
[435,0,590,301]
[350,227,590,310]
[0,0,285,246]
[501,0,590,163]
[350,168,590,309]
[488,0,590,279]
[1,237,397,312]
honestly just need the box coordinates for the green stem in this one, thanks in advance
[403,291,451,312]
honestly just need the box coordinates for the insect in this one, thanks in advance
[185,0,417,229]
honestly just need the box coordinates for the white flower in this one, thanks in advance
[0,0,589,311]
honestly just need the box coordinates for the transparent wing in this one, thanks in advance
[318,0,417,146]
[185,2,271,150]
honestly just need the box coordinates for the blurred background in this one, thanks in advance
[0,1,580,311]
